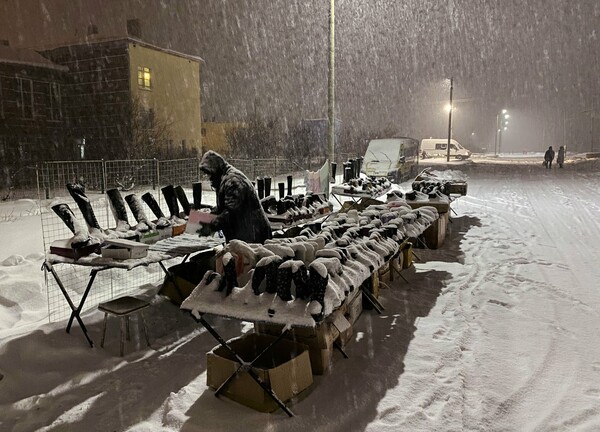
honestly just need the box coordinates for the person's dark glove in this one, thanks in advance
[197,223,214,237]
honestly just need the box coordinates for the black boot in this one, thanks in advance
[192,182,203,209]
[175,186,192,216]
[124,194,152,232]
[66,183,102,230]
[265,257,283,294]
[141,192,165,219]
[107,188,130,231]
[221,255,238,296]
[292,264,311,299]
[276,265,293,301]
[161,185,180,217]
[308,263,329,322]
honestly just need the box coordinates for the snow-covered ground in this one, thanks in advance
[1,158,600,431]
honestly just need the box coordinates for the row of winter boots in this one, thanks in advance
[52,183,207,248]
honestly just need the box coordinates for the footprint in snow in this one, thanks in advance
[488,299,512,309]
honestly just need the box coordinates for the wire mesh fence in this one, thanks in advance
[37,154,361,322]
[39,160,105,200]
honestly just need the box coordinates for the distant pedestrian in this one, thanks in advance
[557,146,565,168]
[544,146,555,169]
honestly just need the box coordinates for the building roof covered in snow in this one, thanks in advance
[0,45,68,71]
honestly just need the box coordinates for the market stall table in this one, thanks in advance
[43,233,224,347]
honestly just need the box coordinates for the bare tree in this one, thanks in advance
[125,96,174,159]
[226,114,283,159]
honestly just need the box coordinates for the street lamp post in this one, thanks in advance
[327,0,335,178]
[446,77,454,162]
[494,109,509,155]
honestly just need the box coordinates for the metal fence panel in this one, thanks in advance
[158,158,201,187]
[40,160,105,200]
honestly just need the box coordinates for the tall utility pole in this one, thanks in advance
[494,114,500,155]
[446,77,453,162]
[327,0,335,176]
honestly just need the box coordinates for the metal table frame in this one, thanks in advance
[42,243,215,347]
[194,314,295,416]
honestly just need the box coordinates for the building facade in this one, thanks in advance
[0,46,69,188]
[0,38,203,190]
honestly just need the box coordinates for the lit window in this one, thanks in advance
[137,66,152,89]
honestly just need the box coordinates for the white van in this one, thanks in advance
[362,137,419,183]
[420,138,471,160]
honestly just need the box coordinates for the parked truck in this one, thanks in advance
[362,137,420,183]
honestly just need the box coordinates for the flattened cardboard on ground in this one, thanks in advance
[206,333,313,413]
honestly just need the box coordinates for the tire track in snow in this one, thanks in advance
[479,173,594,430]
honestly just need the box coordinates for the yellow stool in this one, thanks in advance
[99,296,150,356]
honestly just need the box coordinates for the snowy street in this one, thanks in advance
[1,161,600,431]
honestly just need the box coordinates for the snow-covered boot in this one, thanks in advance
[66,183,102,230]
[219,253,238,296]
[308,262,329,322]
[291,263,311,299]
[51,203,92,247]
[124,194,152,232]
[276,265,293,301]
[107,188,130,231]
[265,256,283,294]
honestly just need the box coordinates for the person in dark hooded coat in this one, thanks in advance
[199,150,272,244]
[544,146,555,169]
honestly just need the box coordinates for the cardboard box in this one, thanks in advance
[402,243,413,269]
[49,238,101,260]
[172,223,187,237]
[423,211,448,249]
[389,255,402,281]
[446,181,468,196]
[367,269,380,298]
[254,301,358,374]
[207,333,313,412]
[101,238,149,260]
[378,262,391,284]
[344,291,363,326]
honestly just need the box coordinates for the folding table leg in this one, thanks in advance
[333,341,349,359]
[158,261,186,301]
[196,315,294,417]
[360,285,384,314]
[44,262,97,347]
[214,327,290,397]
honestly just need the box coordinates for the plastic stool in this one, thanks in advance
[99,296,150,356]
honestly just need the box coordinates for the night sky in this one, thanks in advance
[1,0,598,151]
